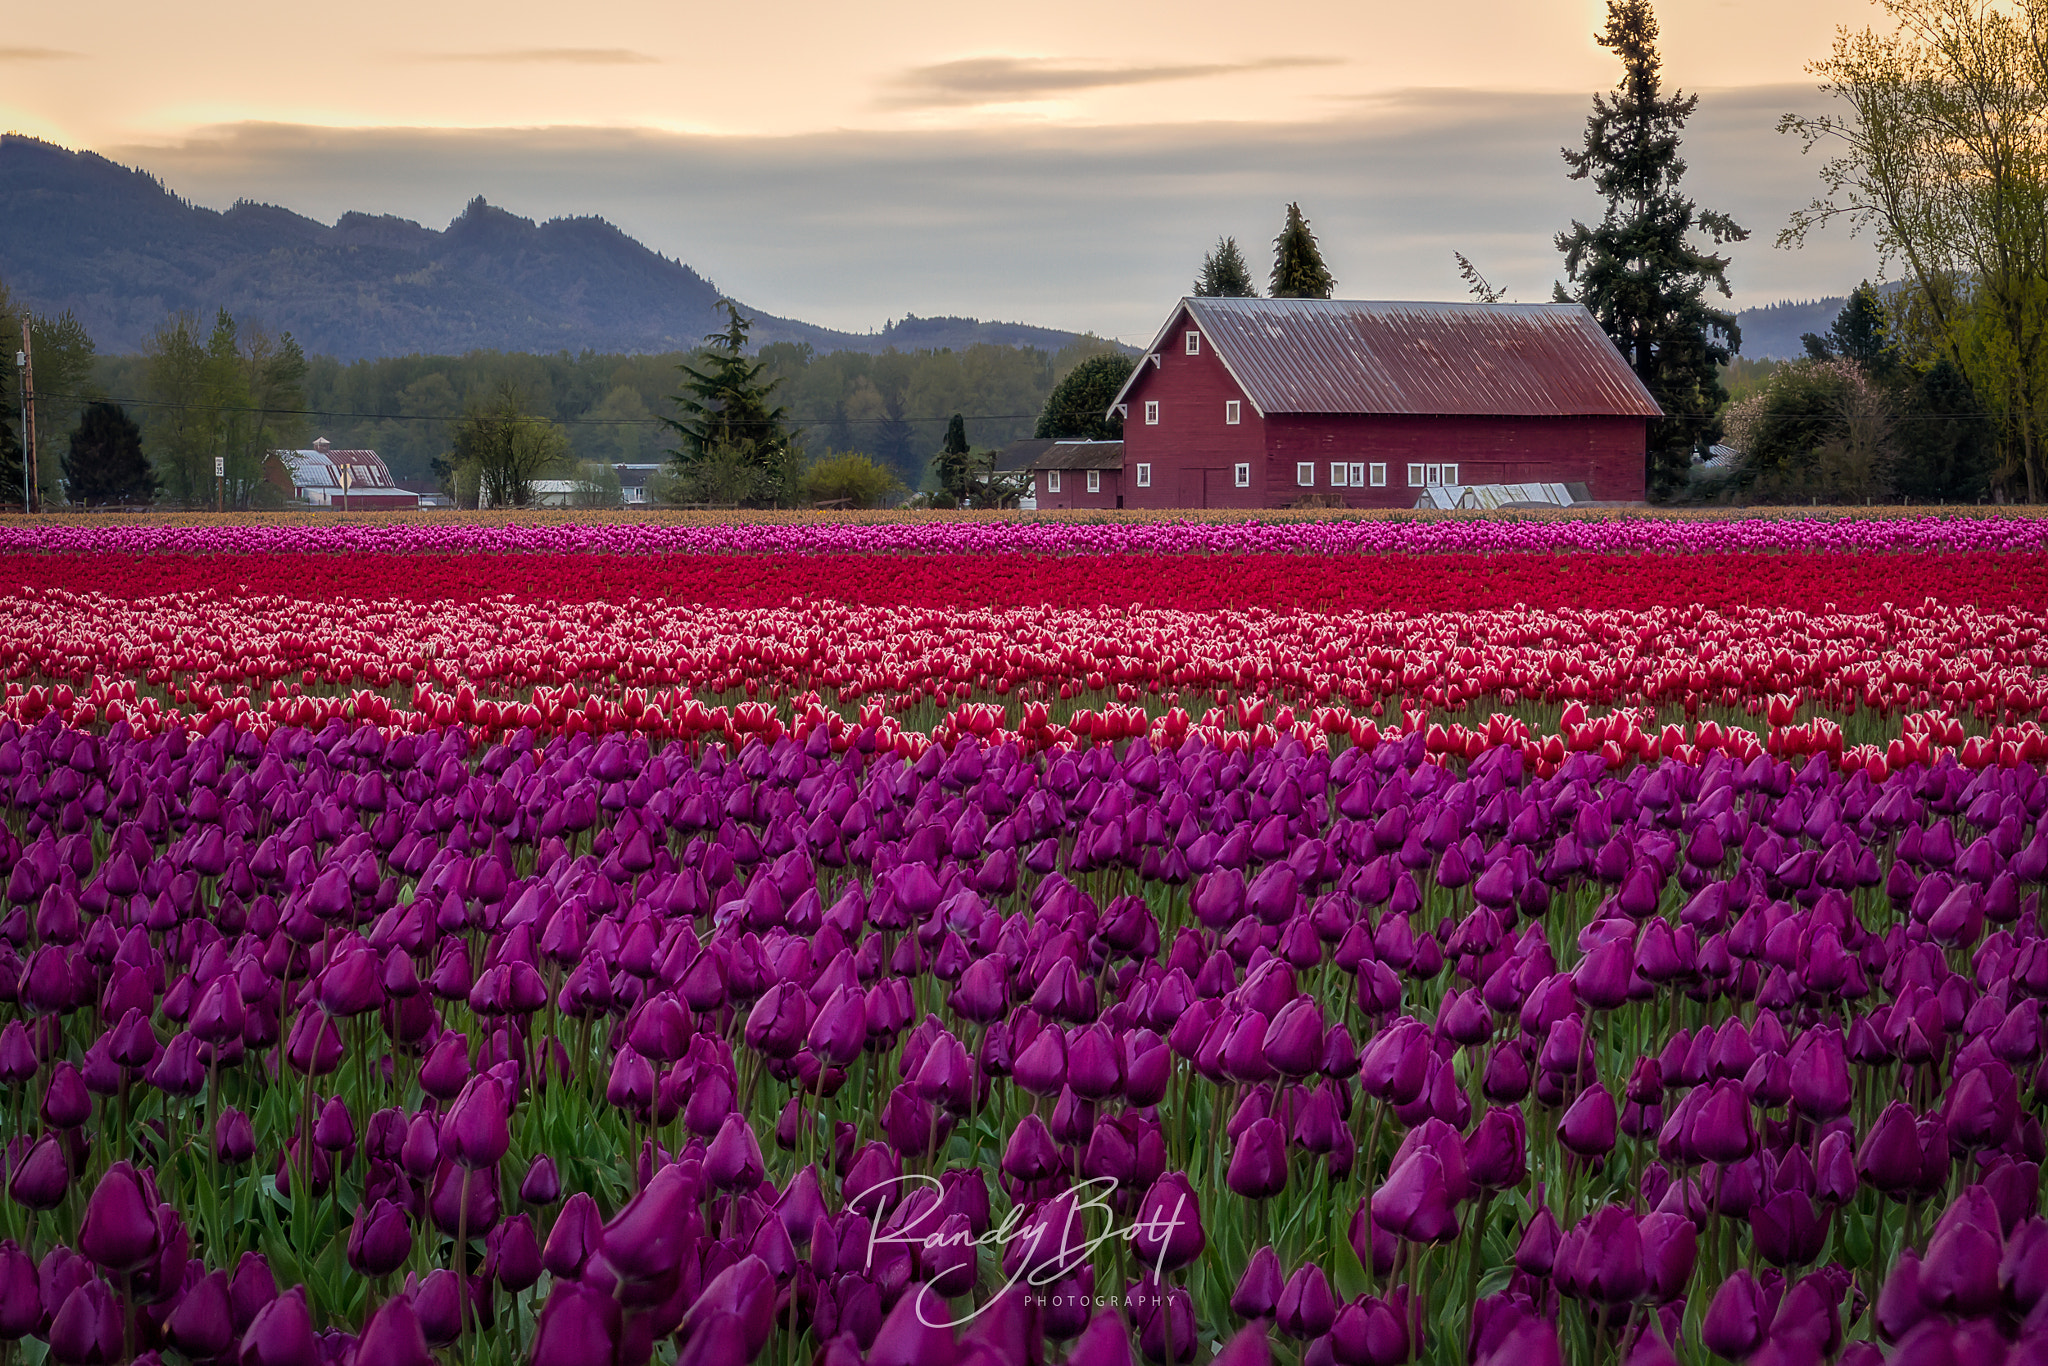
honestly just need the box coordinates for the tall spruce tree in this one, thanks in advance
[1195,237,1259,297]
[1269,204,1335,300]
[1556,0,1745,500]
[62,402,155,506]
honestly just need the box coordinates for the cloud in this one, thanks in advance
[885,55,1341,107]
[426,48,659,66]
[0,47,79,61]
[103,84,1875,345]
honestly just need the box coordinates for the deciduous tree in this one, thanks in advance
[1034,354,1134,441]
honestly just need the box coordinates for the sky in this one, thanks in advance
[2,0,1888,343]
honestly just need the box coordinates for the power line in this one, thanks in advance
[25,390,1046,430]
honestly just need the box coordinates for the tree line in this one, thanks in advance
[52,297,1125,508]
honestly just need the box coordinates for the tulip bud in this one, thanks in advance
[80,1161,160,1273]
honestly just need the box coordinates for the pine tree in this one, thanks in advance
[1801,283,1899,380]
[1556,0,1746,501]
[62,402,155,506]
[1269,204,1335,300]
[1194,238,1258,297]
[665,300,794,470]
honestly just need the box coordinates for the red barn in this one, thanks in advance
[1027,440,1125,510]
[1107,298,1660,509]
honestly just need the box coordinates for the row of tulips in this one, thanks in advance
[8,551,2048,613]
[3,509,2047,556]
[3,591,2047,759]
[0,709,2046,1366]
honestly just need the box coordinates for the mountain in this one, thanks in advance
[1733,296,1851,361]
[0,136,1096,360]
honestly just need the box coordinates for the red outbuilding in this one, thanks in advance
[1106,298,1661,509]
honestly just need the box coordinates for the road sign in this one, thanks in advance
[215,456,225,477]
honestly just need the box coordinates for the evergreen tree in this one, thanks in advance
[0,281,21,511]
[1801,283,1900,380]
[665,300,797,501]
[1556,0,1746,500]
[62,402,155,506]
[1895,357,1995,501]
[1194,238,1259,297]
[934,413,974,506]
[1034,355,1135,440]
[1269,204,1335,300]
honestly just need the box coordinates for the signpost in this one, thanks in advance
[215,456,225,514]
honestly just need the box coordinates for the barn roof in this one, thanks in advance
[1110,298,1662,419]
[1031,440,1124,471]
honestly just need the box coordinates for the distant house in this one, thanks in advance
[1107,298,1659,508]
[264,439,420,511]
[1028,440,1125,510]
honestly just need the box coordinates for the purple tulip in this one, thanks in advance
[602,1163,697,1282]
[353,1295,433,1366]
[1702,1270,1767,1360]
[1275,1263,1337,1340]
[80,1161,160,1273]
[519,1154,560,1205]
[48,1278,122,1366]
[1131,1172,1205,1273]
[529,1279,620,1366]
[240,1285,318,1366]
[1226,1118,1289,1201]
[1557,1084,1618,1158]
[8,1132,69,1210]
[441,1074,510,1169]
[346,1200,413,1278]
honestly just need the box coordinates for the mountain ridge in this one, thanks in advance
[0,135,1098,361]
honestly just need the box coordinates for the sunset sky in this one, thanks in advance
[3,0,1887,342]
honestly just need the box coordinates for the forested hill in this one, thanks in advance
[0,136,1091,361]
[1733,297,1852,361]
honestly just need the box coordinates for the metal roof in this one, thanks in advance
[274,442,400,490]
[994,438,1058,473]
[1031,440,1124,471]
[1109,299,1663,419]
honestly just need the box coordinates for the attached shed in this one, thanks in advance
[1028,440,1125,510]
[1107,299,1660,508]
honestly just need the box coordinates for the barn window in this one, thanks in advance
[1443,463,1460,485]
[1329,463,1348,487]
[1087,469,1101,493]
[1425,464,1444,487]
[1145,401,1160,425]
[1135,463,1151,488]
[1225,400,1241,425]
[1369,463,1387,487]
[1234,463,1251,488]
[1407,464,1424,488]
[1047,471,1061,494]
[1349,462,1365,487]
[1185,331,1201,355]
[1296,463,1314,487]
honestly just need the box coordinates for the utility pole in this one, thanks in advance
[11,347,25,514]
[15,323,35,514]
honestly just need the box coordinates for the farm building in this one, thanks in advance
[263,439,419,511]
[1027,441,1126,510]
[1106,299,1659,509]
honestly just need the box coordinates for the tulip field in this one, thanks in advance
[1,509,2047,1366]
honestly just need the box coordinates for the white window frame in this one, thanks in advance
[1407,464,1424,488]
[1348,462,1365,487]
[1425,464,1444,487]
[1047,470,1061,494]
[1296,462,1315,488]
[1234,463,1251,488]
[1185,331,1201,355]
[1329,462,1349,487]
[1086,469,1101,493]
[1443,463,1459,486]
[1225,400,1241,425]
[1135,463,1151,488]
[1144,400,1160,426]
[1369,463,1387,488]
